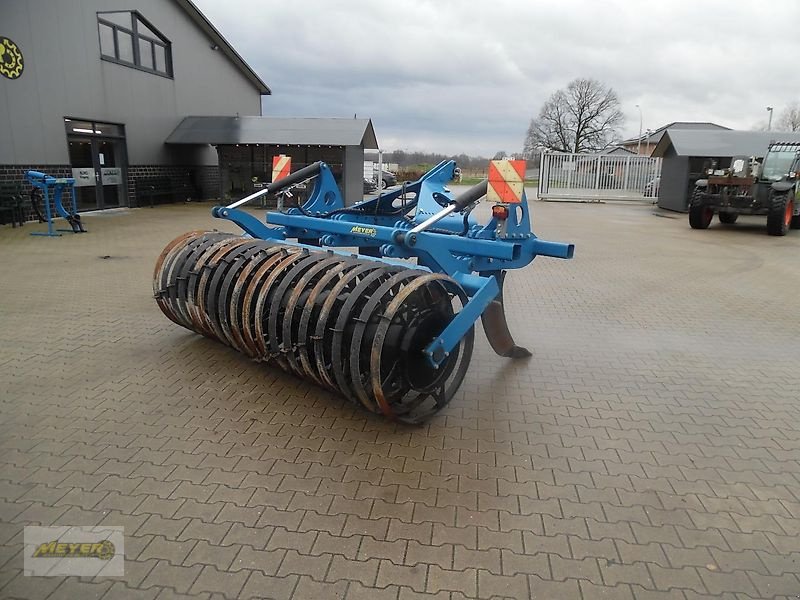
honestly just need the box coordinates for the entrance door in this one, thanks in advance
[68,138,99,211]
[97,139,124,208]
[65,119,127,211]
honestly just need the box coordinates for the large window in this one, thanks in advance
[97,11,172,78]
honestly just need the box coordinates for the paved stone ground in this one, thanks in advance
[1,198,800,600]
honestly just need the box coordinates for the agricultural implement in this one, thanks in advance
[25,170,86,236]
[154,160,574,423]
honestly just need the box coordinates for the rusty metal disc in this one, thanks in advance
[251,248,308,363]
[277,254,344,378]
[189,237,248,339]
[295,259,360,387]
[266,252,333,373]
[347,270,434,413]
[369,274,473,423]
[160,232,232,330]
[312,262,388,393]
[206,240,265,348]
[328,265,402,409]
[228,244,284,356]
[239,247,294,358]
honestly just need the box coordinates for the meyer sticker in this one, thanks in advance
[350,225,377,237]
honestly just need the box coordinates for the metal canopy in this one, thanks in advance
[653,129,800,158]
[165,116,379,148]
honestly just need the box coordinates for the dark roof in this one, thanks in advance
[601,146,638,156]
[166,116,379,147]
[173,0,270,95]
[622,121,730,145]
[652,130,800,158]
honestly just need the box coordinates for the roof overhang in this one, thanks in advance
[166,116,379,148]
[653,130,800,158]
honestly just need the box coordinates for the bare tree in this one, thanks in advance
[776,102,800,132]
[523,78,624,155]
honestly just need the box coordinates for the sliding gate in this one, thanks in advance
[538,152,662,201]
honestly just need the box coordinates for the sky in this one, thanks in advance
[194,0,800,157]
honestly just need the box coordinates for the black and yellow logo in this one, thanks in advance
[32,540,115,560]
[0,37,24,80]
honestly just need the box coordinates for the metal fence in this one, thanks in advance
[538,152,662,202]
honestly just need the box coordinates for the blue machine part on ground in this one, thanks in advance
[25,170,86,236]
[154,160,573,423]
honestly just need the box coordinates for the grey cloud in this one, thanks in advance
[196,0,800,156]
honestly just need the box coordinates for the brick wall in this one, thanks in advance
[0,164,221,224]
[127,165,220,207]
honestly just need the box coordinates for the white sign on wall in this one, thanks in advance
[72,168,95,187]
[101,167,121,185]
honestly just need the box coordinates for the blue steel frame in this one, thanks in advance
[25,171,80,237]
[212,160,574,368]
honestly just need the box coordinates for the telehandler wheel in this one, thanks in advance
[688,189,713,229]
[766,193,792,236]
[689,205,713,229]
[718,212,738,224]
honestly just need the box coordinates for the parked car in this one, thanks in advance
[644,176,660,197]
[376,170,397,189]
[363,178,378,194]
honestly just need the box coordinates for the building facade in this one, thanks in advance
[0,0,270,213]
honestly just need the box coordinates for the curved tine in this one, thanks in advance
[154,232,203,328]
[296,260,359,387]
[157,232,214,327]
[348,270,422,413]
[370,273,466,420]
[165,233,231,330]
[267,253,329,372]
[280,254,343,378]
[240,248,293,358]
[312,263,385,393]
[191,238,249,340]
[329,265,403,410]
[480,270,531,359]
[252,249,307,363]
[206,239,261,349]
[153,230,205,296]
[395,282,474,424]
[229,245,283,356]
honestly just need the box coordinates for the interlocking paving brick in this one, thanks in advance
[2,202,800,598]
[140,535,197,565]
[239,572,298,600]
[376,560,427,592]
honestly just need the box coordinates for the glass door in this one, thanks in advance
[65,118,127,211]
[68,138,99,211]
[97,139,123,208]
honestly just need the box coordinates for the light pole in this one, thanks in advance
[635,104,643,155]
[766,106,773,131]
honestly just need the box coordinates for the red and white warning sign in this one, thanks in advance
[271,154,291,182]
[487,159,525,204]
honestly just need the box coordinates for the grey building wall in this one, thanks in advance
[343,146,364,207]
[657,149,690,212]
[0,0,263,166]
